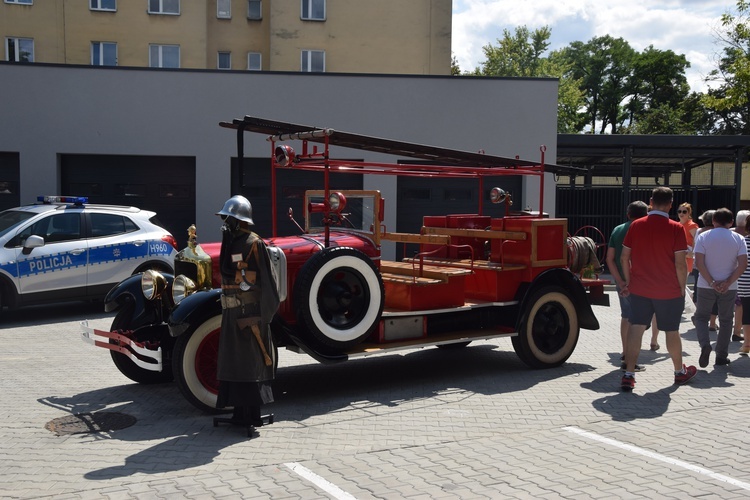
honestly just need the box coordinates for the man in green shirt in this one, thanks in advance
[605,200,648,370]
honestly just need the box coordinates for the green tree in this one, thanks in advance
[559,36,636,133]
[472,26,586,133]
[451,54,461,76]
[703,0,750,133]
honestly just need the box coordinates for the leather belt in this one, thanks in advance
[220,293,258,310]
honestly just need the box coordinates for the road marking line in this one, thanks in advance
[285,462,357,500]
[564,426,750,491]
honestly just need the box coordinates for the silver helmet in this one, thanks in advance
[216,195,254,225]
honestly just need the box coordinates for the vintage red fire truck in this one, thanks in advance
[82,116,608,413]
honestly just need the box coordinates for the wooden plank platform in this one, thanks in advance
[403,257,525,272]
[381,260,473,281]
[380,272,443,285]
[422,226,527,240]
[381,232,451,245]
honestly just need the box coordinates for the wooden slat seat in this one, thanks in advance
[421,226,527,240]
[381,260,472,282]
[403,257,525,272]
[381,232,451,245]
[380,272,443,285]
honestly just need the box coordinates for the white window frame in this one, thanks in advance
[301,0,325,21]
[301,49,325,72]
[4,0,33,5]
[247,52,261,71]
[148,0,179,15]
[90,0,116,11]
[149,44,180,68]
[218,51,231,70]
[247,0,261,20]
[91,42,117,66]
[5,37,34,62]
[217,0,230,18]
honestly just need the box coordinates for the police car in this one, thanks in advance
[0,196,178,311]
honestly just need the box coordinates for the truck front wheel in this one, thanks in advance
[109,305,174,384]
[173,314,222,413]
[294,247,384,351]
[512,287,579,368]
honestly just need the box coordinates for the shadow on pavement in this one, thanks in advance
[39,342,596,479]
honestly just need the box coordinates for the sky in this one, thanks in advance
[452,0,735,94]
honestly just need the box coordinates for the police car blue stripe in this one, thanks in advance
[0,261,19,278]
[88,242,149,265]
[19,252,88,276]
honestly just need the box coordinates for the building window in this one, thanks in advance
[301,0,324,20]
[247,52,261,71]
[4,0,33,4]
[91,42,117,66]
[5,37,33,62]
[218,51,231,70]
[247,0,261,20]
[148,0,179,15]
[90,0,116,11]
[149,44,179,68]
[301,50,324,72]
[217,0,230,18]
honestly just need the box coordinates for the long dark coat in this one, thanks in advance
[216,227,280,407]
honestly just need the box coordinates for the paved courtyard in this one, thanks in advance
[2,288,750,499]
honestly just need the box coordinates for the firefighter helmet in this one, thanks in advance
[216,195,254,225]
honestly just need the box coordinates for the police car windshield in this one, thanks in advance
[0,210,37,239]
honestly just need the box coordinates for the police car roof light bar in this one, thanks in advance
[38,195,88,205]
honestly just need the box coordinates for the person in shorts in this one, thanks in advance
[605,200,648,371]
[619,187,697,391]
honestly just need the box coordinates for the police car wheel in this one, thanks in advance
[109,305,174,384]
[294,247,384,351]
[512,286,579,368]
[173,314,222,414]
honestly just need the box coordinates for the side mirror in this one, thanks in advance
[24,235,45,249]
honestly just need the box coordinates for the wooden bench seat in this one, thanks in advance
[380,272,443,285]
[421,226,527,240]
[403,257,525,272]
[381,232,451,245]
[380,260,473,282]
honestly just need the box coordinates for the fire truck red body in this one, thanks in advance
[82,117,607,413]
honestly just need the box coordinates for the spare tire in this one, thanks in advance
[293,247,384,351]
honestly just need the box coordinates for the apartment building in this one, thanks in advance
[1,0,452,74]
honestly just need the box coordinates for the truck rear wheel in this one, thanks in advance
[294,247,384,351]
[109,304,174,384]
[173,314,222,413]
[512,286,579,368]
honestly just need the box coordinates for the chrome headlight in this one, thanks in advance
[141,270,167,300]
[172,274,196,305]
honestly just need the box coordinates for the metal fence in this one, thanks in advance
[557,185,738,248]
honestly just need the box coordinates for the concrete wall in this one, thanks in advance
[0,62,559,251]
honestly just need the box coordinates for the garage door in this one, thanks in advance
[61,155,196,246]
[0,152,20,212]
[232,158,362,237]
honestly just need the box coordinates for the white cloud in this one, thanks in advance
[452,0,729,92]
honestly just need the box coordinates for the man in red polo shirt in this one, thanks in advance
[619,186,697,391]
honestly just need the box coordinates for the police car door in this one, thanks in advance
[14,212,88,295]
[85,212,149,290]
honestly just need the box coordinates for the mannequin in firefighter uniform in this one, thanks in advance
[214,195,280,433]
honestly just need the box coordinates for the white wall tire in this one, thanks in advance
[294,247,384,351]
[173,314,221,413]
[512,287,579,368]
